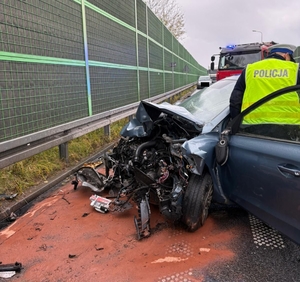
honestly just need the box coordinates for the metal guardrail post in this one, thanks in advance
[59,143,69,162]
[104,125,111,137]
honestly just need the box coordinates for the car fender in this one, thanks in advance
[182,133,218,173]
[182,133,231,204]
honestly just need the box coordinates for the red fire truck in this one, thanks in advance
[210,41,277,81]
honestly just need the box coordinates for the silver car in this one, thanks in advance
[197,75,213,89]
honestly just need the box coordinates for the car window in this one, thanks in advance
[238,89,300,142]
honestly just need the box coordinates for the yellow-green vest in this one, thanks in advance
[242,59,300,124]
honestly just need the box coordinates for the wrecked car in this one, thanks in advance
[73,76,300,245]
[73,76,238,239]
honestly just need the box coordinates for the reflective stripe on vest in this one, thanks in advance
[242,59,300,124]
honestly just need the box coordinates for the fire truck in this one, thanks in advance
[210,41,277,81]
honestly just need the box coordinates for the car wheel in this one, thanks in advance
[197,85,200,89]
[182,172,213,232]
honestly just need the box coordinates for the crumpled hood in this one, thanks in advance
[121,100,204,137]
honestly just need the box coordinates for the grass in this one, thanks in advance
[0,87,194,198]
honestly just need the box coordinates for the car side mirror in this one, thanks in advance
[214,115,242,166]
[210,62,214,71]
[215,126,232,166]
[215,136,229,166]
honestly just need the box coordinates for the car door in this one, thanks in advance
[219,85,300,245]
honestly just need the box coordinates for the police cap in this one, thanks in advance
[268,43,296,55]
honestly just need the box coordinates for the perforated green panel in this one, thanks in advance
[149,72,164,97]
[139,71,150,100]
[0,0,207,143]
[90,67,138,114]
[1,0,84,60]
[0,61,87,140]
[86,8,137,65]
[147,9,163,44]
[138,35,148,68]
[136,0,147,34]
[88,0,136,27]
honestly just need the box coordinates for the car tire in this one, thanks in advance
[197,85,200,89]
[182,172,213,232]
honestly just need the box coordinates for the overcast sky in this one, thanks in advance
[177,0,300,69]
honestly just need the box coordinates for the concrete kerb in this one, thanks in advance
[0,142,116,223]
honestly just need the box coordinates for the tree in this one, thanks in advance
[143,0,185,40]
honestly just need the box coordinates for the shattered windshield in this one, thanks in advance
[179,78,237,122]
[219,50,261,69]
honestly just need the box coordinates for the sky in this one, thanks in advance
[176,0,300,69]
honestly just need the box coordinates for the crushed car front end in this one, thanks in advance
[73,76,239,239]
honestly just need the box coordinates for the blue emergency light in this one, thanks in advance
[226,44,236,49]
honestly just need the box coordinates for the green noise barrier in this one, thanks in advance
[0,0,207,143]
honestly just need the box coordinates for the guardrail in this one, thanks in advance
[0,83,195,169]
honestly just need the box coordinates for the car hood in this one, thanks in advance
[120,100,204,137]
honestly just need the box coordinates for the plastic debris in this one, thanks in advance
[90,195,111,213]
[0,271,16,278]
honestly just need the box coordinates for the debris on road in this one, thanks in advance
[0,193,18,200]
[151,257,189,263]
[94,245,104,251]
[199,248,211,253]
[0,262,22,278]
[8,212,17,222]
[89,194,111,213]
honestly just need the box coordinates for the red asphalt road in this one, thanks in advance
[0,179,239,282]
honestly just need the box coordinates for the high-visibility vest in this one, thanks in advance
[242,59,300,124]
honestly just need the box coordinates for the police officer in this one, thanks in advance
[229,43,300,121]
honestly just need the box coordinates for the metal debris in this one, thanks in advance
[0,193,18,200]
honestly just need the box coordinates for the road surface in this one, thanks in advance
[0,177,299,282]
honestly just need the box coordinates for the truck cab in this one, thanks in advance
[211,42,276,81]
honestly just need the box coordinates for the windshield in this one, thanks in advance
[198,76,210,81]
[179,78,237,122]
[219,50,261,69]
